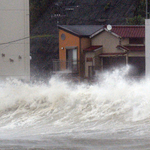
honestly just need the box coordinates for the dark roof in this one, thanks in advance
[111,25,145,38]
[58,25,104,37]
[83,45,103,52]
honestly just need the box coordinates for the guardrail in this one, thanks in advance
[52,59,79,74]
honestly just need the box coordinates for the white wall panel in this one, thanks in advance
[0,0,30,81]
[145,19,150,76]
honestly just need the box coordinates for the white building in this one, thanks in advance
[145,19,150,76]
[0,0,30,81]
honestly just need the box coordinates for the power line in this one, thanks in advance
[0,34,57,46]
[0,37,29,45]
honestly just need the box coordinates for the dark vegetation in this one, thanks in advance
[30,0,147,79]
[126,0,145,25]
[30,0,54,28]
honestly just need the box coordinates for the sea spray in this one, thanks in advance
[0,66,150,137]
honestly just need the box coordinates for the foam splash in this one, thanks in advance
[0,66,150,133]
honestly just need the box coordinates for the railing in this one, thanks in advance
[52,59,79,74]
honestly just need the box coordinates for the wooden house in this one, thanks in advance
[54,25,145,80]
[84,25,145,78]
[53,25,103,78]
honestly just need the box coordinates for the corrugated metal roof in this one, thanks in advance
[83,45,103,52]
[58,25,104,37]
[111,25,145,38]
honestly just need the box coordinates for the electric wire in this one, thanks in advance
[0,34,57,46]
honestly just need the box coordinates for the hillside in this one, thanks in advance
[30,0,144,79]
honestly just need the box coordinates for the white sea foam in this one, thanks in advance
[0,66,150,138]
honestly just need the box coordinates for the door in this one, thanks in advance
[66,49,77,72]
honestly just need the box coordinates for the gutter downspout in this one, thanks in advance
[119,37,128,66]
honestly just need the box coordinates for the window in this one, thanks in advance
[86,57,93,62]
[61,34,66,40]
[129,38,144,44]
[128,57,145,76]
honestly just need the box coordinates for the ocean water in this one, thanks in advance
[0,66,150,149]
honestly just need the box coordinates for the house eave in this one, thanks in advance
[90,28,121,38]
[93,47,103,52]
[105,28,121,38]
[83,45,103,52]
[99,52,127,57]
[90,28,104,38]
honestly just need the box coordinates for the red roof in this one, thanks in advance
[83,45,103,52]
[116,45,129,51]
[124,46,145,51]
[99,52,126,56]
[111,26,145,38]
[117,45,145,51]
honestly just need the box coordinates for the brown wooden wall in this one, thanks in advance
[59,29,80,61]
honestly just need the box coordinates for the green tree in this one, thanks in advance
[126,15,145,25]
[126,0,145,25]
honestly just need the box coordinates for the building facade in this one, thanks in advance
[145,19,150,76]
[53,25,103,78]
[55,25,145,80]
[84,25,145,78]
[0,0,30,81]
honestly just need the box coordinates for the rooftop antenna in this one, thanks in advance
[107,24,112,31]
